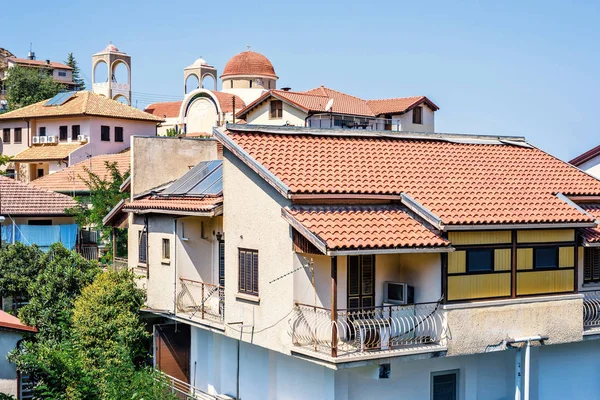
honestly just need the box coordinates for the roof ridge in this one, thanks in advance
[0,175,76,199]
[366,95,425,103]
[274,89,327,97]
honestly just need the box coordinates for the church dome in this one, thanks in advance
[190,57,208,67]
[103,43,120,53]
[220,50,277,79]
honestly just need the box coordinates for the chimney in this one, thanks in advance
[45,60,51,65]
[281,87,292,92]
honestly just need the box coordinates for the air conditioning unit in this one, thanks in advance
[32,136,40,144]
[47,135,57,144]
[77,135,88,143]
[39,136,48,144]
[354,321,391,351]
[383,282,414,305]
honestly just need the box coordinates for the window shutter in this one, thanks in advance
[348,256,360,297]
[245,251,252,294]
[138,230,147,264]
[238,250,245,292]
[252,251,259,295]
[219,241,225,287]
[362,255,374,296]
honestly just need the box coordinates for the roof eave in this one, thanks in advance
[445,222,597,231]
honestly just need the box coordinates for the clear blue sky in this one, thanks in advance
[3,0,600,161]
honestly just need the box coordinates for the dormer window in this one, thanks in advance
[412,106,423,125]
[270,100,283,119]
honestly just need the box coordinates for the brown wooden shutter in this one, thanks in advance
[238,250,245,292]
[252,251,259,295]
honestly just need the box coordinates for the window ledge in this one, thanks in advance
[236,293,260,304]
[161,260,171,265]
[137,263,147,269]
[582,282,600,288]
[442,293,583,310]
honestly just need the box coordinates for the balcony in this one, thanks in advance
[583,290,600,333]
[176,278,224,325]
[290,302,447,361]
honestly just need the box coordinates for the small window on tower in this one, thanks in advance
[249,80,253,88]
[270,100,283,119]
[230,81,234,88]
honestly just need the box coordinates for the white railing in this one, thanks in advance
[177,278,224,323]
[78,245,99,261]
[583,291,600,328]
[307,114,403,131]
[290,302,446,357]
[159,371,221,400]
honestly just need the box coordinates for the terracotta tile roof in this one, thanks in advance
[287,205,449,250]
[8,57,72,70]
[12,143,84,162]
[221,50,277,78]
[144,92,245,119]
[224,128,600,226]
[0,91,163,122]
[0,310,37,333]
[237,86,436,119]
[124,195,222,214]
[145,101,181,118]
[0,176,76,216]
[366,96,439,115]
[579,204,600,243]
[30,150,130,193]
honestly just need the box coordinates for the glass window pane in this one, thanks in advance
[466,249,493,272]
[535,247,558,269]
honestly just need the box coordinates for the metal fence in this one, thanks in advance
[77,245,99,261]
[290,302,446,357]
[159,371,223,400]
[583,290,600,328]
[177,278,225,322]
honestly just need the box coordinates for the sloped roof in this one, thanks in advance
[569,144,600,167]
[285,205,449,251]
[0,91,163,122]
[0,176,76,216]
[145,91,245,119]
[124,195,222,214]
[0,310,37,333]
[237,86,437,119]
[579,203,600,244]
[8,57,72,70]
[221,126,600,226]
[30,150,130,193]
[12,143,84,162]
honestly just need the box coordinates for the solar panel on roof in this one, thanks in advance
[162,160,222,196]
[44,91,76,107]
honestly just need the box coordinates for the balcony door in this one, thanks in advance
[155,323,190,384]
[347,255,375,309]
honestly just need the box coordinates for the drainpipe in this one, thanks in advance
[173,218,177,315]
[506,335,547,400]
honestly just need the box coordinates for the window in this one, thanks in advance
[347,255,375,309]
[72,125,80,141]
[101,125,110,141]
[431,370,458,400]
[59,125,68,141]
[268,81,271,89]
[249,80,253,88]
[413,106,423,124]
[230,81,233,88]
[466,249,494,272]
[28,219,52,226]
[219,240,225,287]
[5,169,15,179]
[534,247,558,269]
[585,247,600,283]
[37,169,44,178]
[2,128,9,143]
[14,128,22,143]
[58,71,67,77]
[238,249,258,296]
[39,127,46,137]
[162,238,170,260]
[115,126,124,142]
[138,230,148,264]
[270,100,283,119]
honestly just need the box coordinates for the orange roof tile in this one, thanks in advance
[579,204,600,244]
[0,91,163,122]
[0,310,37,333]
[12,143,84,162]
[237,86,437,119]
[8,57,72,70]
[124,195,222,214]
[0,176,76,216]
[30,151,130,193]
[145,92,245,119]
[287,205,448,250]
[221,50,277,78]
[224,128,600,226]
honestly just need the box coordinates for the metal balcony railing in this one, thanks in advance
[177,278,224,323]
[290,302,446,357]
[77,244,99,261]
[583,290,600,328]
[158,371,222,400]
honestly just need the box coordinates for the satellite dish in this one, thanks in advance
[324,98,334,112]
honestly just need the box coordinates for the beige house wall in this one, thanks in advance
[130,136,217,197]
[244,100,307,127]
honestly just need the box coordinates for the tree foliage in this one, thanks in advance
[65,53,86,91]
[9,247,173,399]
[0,243,43,301]
[5,65,63,110]
[67,161,130,260]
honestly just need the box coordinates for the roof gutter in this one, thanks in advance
[445,222,597,231]
[213,126,292,198]
[328,246,454,256]
[123,208,217,217]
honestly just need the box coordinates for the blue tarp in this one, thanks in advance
[2,224,78,251]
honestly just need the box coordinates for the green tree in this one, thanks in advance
[0,243,43,308]
[67,161,130,261]
[65,53,86,91]
[5,65,63,110]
